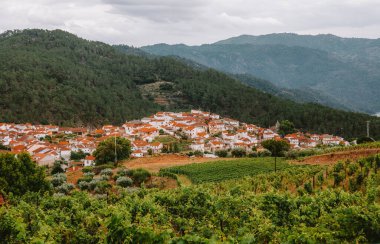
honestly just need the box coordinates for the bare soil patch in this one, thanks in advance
[122,154,238,173]
[294,148,380,165]
[66,166,83,185]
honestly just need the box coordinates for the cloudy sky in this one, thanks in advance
[1,0,380,46]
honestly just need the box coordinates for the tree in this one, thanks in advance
[261,139,290,172]
[93,137,131,166]
[215,150,228,158]
[231,148,246,158]
[70,150,87,160]
[0,143,10,151]
[51,161,65,175]
[278,120,296,137]
[0,152,51,196]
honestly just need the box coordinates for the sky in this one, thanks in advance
[1,0,380,46]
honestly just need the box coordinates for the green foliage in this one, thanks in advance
[116,176,133,188]
[0,152,50,196]
[93,137,131,165]
[70,150,87,160]
[262,139,290,157]
[215,150,228,157]
[51,161,64,175]
[357,137,376,144]
[0,29,379,139]
[0,143,10,151]
[100,168,113,177]
[51,173,67,187]
[231,148,246,157]
[278,120,296,136]
[161,158,290,183]
[127,168,151,185]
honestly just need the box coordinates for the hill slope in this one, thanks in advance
[0,29,380,139]
[142,34,380,113]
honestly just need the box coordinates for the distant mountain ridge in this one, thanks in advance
[142,33,380,114]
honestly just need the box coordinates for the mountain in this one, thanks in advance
[0,29,380,139]
[141,34,380,114]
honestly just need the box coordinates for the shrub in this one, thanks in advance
[128,168,151,185]
[94,181,112,194]
[51,173,67,187]
[248,152,258,158]
[304,182,313,194]
[55,183,75,194]
[231,148,246,158]
[84,172,95,178]
[82,167,94,173]
[93,164,114,175]
[258,149,271,157]
[100,168,113,177]
[193,150,204,157]
[51,161,65,175]
[78,181,89,190]
[116,176,133,187]
[215,150,228,158]
[116,168,128,177]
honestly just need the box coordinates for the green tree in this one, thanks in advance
[278,120,296,136]
[51,161,65,175]
[262,139,290,172]
[0,153,51,196]
[93,137,131,166]
[70,150,87,160]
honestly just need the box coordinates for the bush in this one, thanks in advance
[231,148,246,158]
[116,168,128,177]
[193,150,204,157]
[83,172,95,178]
[82,167,94,173]
[258,149,271,157]
[248,152,258,158]
[215,150,228,158]
[78,181,89,190]
[116,176,133,187]
[93,164,114,175]
[127,168,151,185]
[304,182,313,194]
[51,173,67,187]
[100,168,113,176]
[51,161,65,175]
[55,183,75,194]
[94,181,112,194]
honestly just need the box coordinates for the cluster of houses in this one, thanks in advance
[0,110,348,167]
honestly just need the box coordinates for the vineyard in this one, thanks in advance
[287,141,380,159]
[160,157,291,183]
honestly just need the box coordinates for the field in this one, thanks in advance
[122,154,239,173]
[161,157,291,183]
[295,148,380,165]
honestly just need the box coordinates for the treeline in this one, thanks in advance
[0,29,379,138]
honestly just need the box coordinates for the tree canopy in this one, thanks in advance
[93,137,132,165]
[0,153,51,196]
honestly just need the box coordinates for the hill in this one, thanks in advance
[1,29,380,139]
[141,33,380,113]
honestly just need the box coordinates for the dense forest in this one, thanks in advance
[1,29,380,139]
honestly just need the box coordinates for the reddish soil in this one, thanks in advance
[122,154,238,173]
[66,166,84,185]
[294,148,380,165]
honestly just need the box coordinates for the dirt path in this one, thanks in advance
[121,154,239,173]
[294,148,380,165]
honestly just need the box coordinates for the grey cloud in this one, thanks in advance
[1,0,380,46]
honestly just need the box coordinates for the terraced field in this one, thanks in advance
[160,157,292,183]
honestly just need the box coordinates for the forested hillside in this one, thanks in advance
[142,34,380,113]
[1,29,380,139]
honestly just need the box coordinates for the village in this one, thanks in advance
[0,110,349,167]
